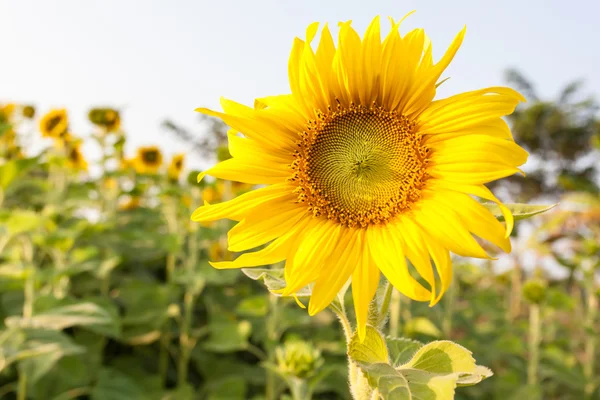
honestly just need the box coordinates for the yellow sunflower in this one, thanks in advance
[88,108,121,132]
[0,103,15,124]
[66,142,88,171]
[134,146,163,174]
[191,15,528,339]
[40,109,69,138]
[168,153,185,181]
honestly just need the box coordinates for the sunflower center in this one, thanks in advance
[46,116,63,132]
[142,150,159,164]
[291,104,430,228]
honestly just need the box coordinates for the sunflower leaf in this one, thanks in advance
[241,268,312,297]
[484,203,557,221]
[349,334,493,400]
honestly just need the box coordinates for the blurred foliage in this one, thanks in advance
[0,69,599,399]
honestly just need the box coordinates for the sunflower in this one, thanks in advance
[0,104,15,125]
[88,108,121,132]
[191,15,528,339]
[168,153,185,181]
[66,142,88,171]
[40,109,69,138]
[134,146,163,174]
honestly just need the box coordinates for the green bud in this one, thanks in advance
[522,279,547,305]
[275,339,323,379]
[216,145,232,162]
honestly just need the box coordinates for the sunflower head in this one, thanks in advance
[88,107,121,132]
[168,153,185,181]
[0,104,16,125]
[135,146,163,174]
[40,109,69,138]
[66,141,88,171]
[192,15,528,339]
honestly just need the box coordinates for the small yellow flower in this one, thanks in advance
[66,142,88,171]
[168,153,185,181]
[40,109,69,138]
[134,146,163,174]
[192,14,528,339]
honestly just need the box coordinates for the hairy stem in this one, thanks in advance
[389,289,402,337]
[527,303,541,385]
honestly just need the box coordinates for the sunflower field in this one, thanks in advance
[1,16,600,400]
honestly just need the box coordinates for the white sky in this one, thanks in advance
[2,0,599,169]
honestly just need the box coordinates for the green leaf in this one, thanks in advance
[350,335,493,400]
[348,325,389,364]
[4,210,41,235]
[386,337,423,366]
[404,317,442,338]
[90,367,146,400]
[202,318,252,353]
[5,302,120,337]
[205,376,247,400]
[236,295,269,317]
[484,203,557,221]
[242,268,312,296]
[0,156,40,189]
[16,329,86,385]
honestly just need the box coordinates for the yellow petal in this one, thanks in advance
[412,192,491,259]
[366,225,431,302]
[308,228,361,315]
[199,157,289,185]
[427,179,515,238]
[418,87,524,134]
[211,215,311,269]
[191,183,293,222]
[227,205,307,252]
[352,251,380,341]
[282,219,342,295]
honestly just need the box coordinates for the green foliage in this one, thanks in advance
[349,327,493,399]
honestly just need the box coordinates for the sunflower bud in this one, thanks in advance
[22,105,36,119]
[522,279,547,305]
[88,107,121,132]
[275,339,323,379]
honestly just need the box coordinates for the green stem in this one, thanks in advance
[17,366,26,400]
[377,281,394,328]
[177,291,195,387]
[509,259,522,322]
[158,331,170,386]
[389,289,402,337]
[584,278,598,398]
[289,377,311,400]
[442,275,456,338]
[527,303,541,386]
[19,238,34,400]
[265,295,280,400]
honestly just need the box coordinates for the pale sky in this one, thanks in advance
[2,0,599,169]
